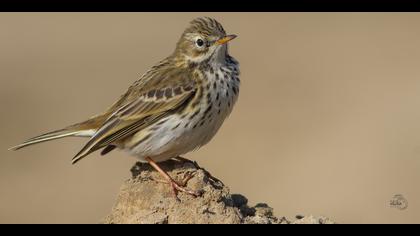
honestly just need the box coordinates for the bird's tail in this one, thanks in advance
[8,115,105,151]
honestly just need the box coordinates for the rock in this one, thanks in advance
[103,159,334,224]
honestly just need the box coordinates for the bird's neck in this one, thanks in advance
[172,45,230,69]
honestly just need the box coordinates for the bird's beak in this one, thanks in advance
[216,34,237,45]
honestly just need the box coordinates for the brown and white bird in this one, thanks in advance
[9,17,240,198]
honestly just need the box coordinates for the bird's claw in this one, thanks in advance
[170,181,201,201]
[152,172,200,201]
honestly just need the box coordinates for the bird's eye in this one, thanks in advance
[196,38,204,47]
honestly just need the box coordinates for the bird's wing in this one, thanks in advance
[72,66,197,164]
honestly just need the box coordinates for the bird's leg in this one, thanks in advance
[145,157,200,200]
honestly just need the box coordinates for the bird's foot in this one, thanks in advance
[146,157,201,201]
[153,173,200,201]
[169,177,201,201]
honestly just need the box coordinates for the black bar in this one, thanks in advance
[1,0,420,12]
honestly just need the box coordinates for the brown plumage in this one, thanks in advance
[10,17,240,198]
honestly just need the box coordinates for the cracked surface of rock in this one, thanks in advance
[103,159,334,224]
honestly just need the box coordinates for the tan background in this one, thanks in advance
[1,13,420,224]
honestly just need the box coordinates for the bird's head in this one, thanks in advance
[174,17,237,65]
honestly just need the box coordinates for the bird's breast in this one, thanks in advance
[126,62,240,162]
[181,63,240,146]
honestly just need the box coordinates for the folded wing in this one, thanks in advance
[72,68,196,164]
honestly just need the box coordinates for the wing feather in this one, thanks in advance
[72,64,197,164]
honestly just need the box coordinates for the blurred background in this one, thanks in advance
[1,13,420,223]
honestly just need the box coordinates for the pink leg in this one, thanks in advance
[145,157,200,200]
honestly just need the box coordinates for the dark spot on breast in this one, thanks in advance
[200,63,209,72]
[224,74,229,80]
[216,93,220,101]
[218,109,221,114]
[193,123,198,129]
[171,122,181,130]
[165,88,173,99]
[232,87,238,95]
[156,119,167,126]
[213,82,217,89]
[209,67,214,74]
[189,108,201,120]
[218,101,222,107]
[215,73,219,80]
[228,101,231,107]
[199,120,205,127]
[155,90,164,99]
[206,83,210,90]
[227,83,230,89]
[203,104,213,116]
[226,90,229,97]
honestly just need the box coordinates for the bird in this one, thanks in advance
[9,17,240,199]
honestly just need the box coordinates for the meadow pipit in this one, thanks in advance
[10,17,240,198]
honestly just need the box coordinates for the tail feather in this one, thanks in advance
[8,128,94,151]
[9,114,107,151]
